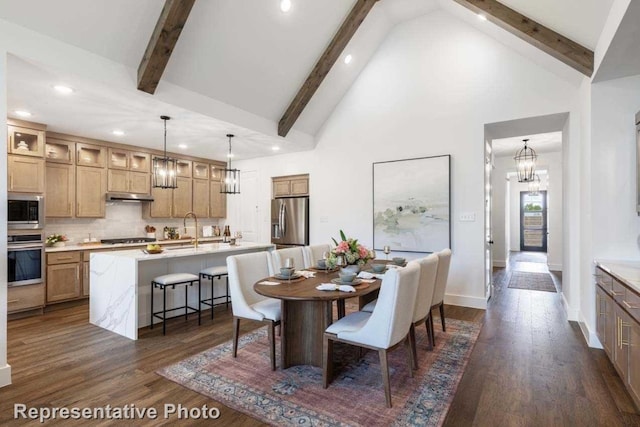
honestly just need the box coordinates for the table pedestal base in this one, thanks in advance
[281,300,333,368]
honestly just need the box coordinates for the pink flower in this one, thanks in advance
[335,241,349,254]
[358,246,369,259]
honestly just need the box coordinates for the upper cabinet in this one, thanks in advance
[8,155,45,193]
[193,162,209,180]
[108,148,150,173]
[77,143,106,168]
[8,125,45,158]
[273,174,309,198]
[45,137,75,164]
[177,159,192,178]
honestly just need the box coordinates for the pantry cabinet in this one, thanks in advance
[8,155,45,193]
[45,163,75,217]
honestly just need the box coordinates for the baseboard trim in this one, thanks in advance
[561,292,579,321]
[0,364,12,388]
[548,263,563,272]
[444,293,487,310]
[493,260,506,268]
[579,314,602,349]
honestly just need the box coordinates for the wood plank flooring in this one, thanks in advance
[1,252,638,426]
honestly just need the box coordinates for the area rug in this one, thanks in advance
[157,318,481,426]
[508,271,557,292]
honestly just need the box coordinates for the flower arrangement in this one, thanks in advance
[46,234,68,245]
[327,230,375,268]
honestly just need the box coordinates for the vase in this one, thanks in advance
[341,264,361,274]
[53,242,66,248]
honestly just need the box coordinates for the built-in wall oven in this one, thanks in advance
[8,194,44,229]
[8,232,45,287]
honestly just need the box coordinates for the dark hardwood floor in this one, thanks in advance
[445,252,640,426]
[1,253,638,426]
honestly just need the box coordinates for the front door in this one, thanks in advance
[520,191,547,252]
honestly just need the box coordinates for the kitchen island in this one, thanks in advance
[89,242,274,340]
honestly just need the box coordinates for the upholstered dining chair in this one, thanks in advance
[322,262,420,407]
[272,246,308,270]
[227,251,281,370]
[408,254,439,367]
[303,244,331,268]
[429,248,452,345]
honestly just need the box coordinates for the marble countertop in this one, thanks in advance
[90,242,274,261]
[45,237,224,253]
[595,260,640,294]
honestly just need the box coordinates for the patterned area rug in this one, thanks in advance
[508,271,557,292]
[157,318,481,426]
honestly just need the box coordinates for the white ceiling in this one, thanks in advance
[0,0,618,161]
[492,131,562,157]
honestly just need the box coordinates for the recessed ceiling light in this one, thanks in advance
[272,146,280,151]
[14,110,32,117]
[53,85,74,94]
[112,130,125,136]
[344,54,353,64]
[280,0,291,13]
[178,144,188,149]
[477,14,487,21]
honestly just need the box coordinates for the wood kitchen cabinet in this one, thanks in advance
[107,169,150,194]
[77,143,106,168]
[45,137,75,164]
[45,163,75,217]
[193,162,209,180]
[7,124,45,157]
[210,180,226,218]
[193,179,210,217]
[148,186,173,218]
[46,251,82,303]
[8,283,45,315]
[272,174,309,198]
[83,261,90,297]
[177,159,192,178]
[8,155,45,193]
[173,177,193,217]
[76,166,106,217]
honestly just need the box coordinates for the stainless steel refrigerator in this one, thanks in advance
[271,197,309,248]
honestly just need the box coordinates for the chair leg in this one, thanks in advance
[197,280,201,325]
[232,317,240,358]
[425,317,433,351]
[429,311,436,345]
[378,349,392,408]
[337,300,345,319]
[268,321,276,371]
[323,335,333,389]
[439,302,446,332]
[409,324,418,370]
[404,336,415,377]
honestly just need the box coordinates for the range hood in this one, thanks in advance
[106,193,154,202]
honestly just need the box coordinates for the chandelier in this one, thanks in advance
[514,138,537,182]
[152,115,177,189]
[221,134,240,194]
[528,174,541,195]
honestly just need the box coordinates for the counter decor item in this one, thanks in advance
[327,230,374,271]
[46,234,68,247]
[145,225,156,239]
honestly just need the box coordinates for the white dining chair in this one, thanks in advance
[303,244,331,268]
[272,246,308,270]
[429,248,452,345]
[227,251,281,370]
[322,262,420,407]
[408,254,439,367]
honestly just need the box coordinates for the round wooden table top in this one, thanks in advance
[254,269,382,301]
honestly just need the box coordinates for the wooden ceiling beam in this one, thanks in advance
[137,0,196,94]
[453,0,594,76]
[278,0,380,137]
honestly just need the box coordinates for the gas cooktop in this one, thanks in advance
[100,237,156,244]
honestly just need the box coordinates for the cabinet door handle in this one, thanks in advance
[623,300,640,310]
[8,299,19,304]
[621,320,630,347]
[9,174,13,190]
[56,256,74,260]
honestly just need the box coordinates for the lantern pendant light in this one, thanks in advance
[514,138,537,182]
[152,116,178,189]
[528,173,541,195]
[221,134,240,194]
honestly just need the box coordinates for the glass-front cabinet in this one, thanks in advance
[77,143,106,168]
[8,125,45,157]
[45,138,75,164]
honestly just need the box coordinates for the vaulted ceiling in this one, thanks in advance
[0,0,622,160]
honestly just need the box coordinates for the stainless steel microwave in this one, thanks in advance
[7,194,44,229]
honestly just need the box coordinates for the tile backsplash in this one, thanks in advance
[45,202,223,243]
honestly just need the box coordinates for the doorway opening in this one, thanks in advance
[520,190,547,252]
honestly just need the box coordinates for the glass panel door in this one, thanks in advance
[520,191,547,252]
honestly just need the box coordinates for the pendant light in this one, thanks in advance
[514,138,537,182]
[152,115,178,189]
[221,133,240,194]
[528,174,541,195]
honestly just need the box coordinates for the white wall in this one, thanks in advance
[492,152,563,271]
[231,10,582,310]
[0,49,10,387]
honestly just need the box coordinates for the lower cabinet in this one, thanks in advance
[8,283,45,314]
[46,251,82,303]
[83,261,90,297]
[596,266,640,409]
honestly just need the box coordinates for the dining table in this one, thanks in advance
[254,267,382,369]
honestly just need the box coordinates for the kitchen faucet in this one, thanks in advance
[183,211,199,248]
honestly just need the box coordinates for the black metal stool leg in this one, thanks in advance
[198,280,201,325]
[226,276,230,309]
[211,276,215,319]
[184,284,188,321]
[150,282,154,330]
[162,285,167,335]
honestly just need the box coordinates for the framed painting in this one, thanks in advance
[373,155,450,253]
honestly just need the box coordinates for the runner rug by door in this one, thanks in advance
[157,318,481,427]
[508,271,557,292]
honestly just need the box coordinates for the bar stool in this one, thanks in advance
[151,273,201,335]
[199,266,231,319]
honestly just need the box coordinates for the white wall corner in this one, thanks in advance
[579,315,603,349]
[493,260,506,268]
[562,291,580,322]
[0,364,11,388]
[445,293,487,310]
